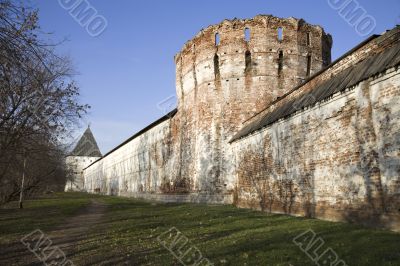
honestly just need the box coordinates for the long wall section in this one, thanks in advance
[84,110,233,203]
[232,67,400,230]
[84,114,174,197]
[83,19,400,230]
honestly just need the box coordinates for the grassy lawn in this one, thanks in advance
[1,193,400,265]
[0,192,93,244]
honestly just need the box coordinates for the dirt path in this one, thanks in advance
[0,199,107,266]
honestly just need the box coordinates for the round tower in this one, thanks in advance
[173,15,332,194]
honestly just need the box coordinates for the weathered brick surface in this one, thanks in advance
[83,16,400,231]
[233,68,400,230]
[173,15,331,194]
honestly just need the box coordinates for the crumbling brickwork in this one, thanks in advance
[232,67,400,230]
[231,26,400,230]
[174,15,331,194]
[83,15,400,231]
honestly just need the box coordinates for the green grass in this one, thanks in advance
[0,192,92,244]
[74,195,400,265]
[1,193,400,265]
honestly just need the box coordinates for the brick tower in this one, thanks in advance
[173,15,332,194]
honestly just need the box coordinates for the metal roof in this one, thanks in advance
[70,127,102,157]
[84,108,177,170]
[230,39,400,143]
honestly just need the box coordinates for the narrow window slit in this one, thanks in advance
[278,51,283,75]
[307,32,311,46]
[215,33,220,46]
[245,28,251,42]
[245,50,252,72]
[307,54,312,76]
[278,27,283,41]
[214,54,220,77]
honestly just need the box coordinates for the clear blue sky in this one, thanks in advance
[31,0,400,154]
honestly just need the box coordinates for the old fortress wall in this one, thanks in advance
[83,15,400,230]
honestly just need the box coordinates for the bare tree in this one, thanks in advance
[0,0,89,205]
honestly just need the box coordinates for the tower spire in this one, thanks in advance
[70,127,102,157]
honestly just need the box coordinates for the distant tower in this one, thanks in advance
[173,15,332,193]
[65,127,102,192]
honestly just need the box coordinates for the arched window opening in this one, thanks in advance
[245,28,251,42]
[214,54,220,77]
[306,55,312,77]
[278,51,283,76]
[215,33,220,46]
[278,27,283,41]
[245,50,252,72]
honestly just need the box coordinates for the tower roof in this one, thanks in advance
[70,127,102,157]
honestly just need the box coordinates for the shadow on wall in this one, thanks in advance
[236,121,317,218]
[345,81,400,229]
[235,82,400,230]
